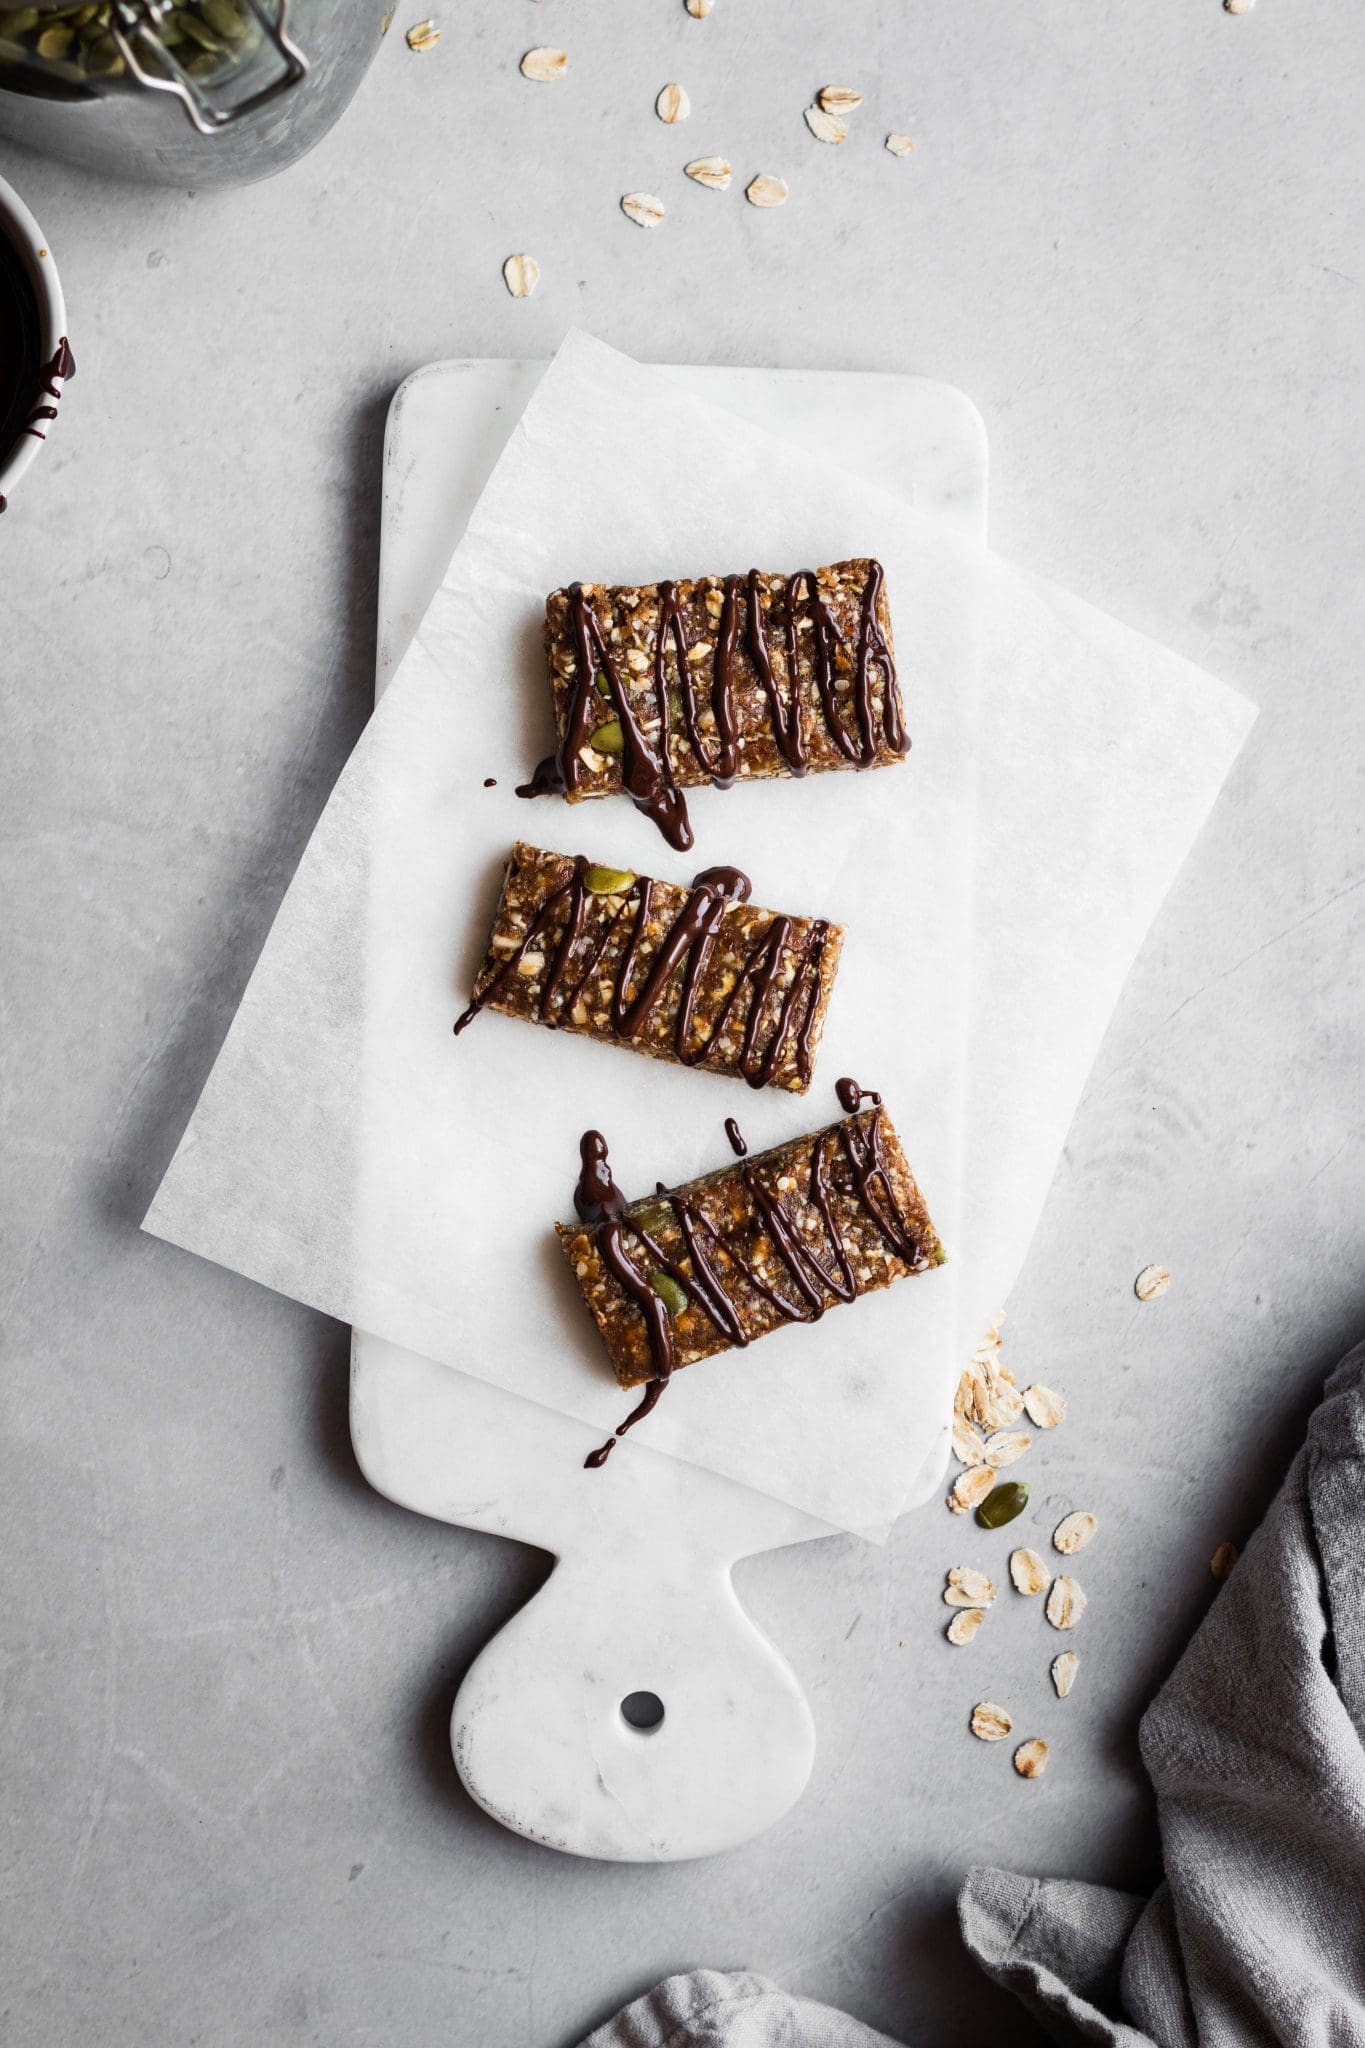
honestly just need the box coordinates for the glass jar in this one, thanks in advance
[0,0,390,186]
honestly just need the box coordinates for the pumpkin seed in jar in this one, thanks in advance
[2,12,43,35]
[175,10,228,52]
[35,23,76,58]
[976,1479,1029,1529]
[200,0,249,39]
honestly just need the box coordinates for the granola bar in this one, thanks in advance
[560,1089,944,1406]
[454,842,844,1094]
[519,558,908,850]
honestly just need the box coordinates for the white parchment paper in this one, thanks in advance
[145,333,1255,1540]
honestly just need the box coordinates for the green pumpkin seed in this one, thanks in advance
[174,9,226,50]
[932,1243,948,1265]
[199,0,248,37]
[84,30,122,70]
[976,1480,1029,1530]
[35,22,75,57]
[583,863,635,896]
[183,45,222,73]
[593,668,610,695]
[588,718,624,755]
[650,1272,688,1317]
[2,11,42,34]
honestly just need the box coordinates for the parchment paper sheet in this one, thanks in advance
[145,334,1255,1540]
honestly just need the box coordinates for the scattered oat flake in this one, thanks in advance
[1053,1512,1097,1556]
[952,1417,987,1467]
[620,193,666,228]
[520,45,567,80]
[1023,1384,1066,1430]
[1210,1541,1239,1580]
[685,0,713,14]
[946,1607,986,1646]
[501,254,540,299]
[948,1465,997,1514]
[804,104,848,145]
[1135,1263,1171,1301]
[1014,1737,1050,1779]
[818,85,863,114]
[1046,1576,1087,1631]
[380,7,393,30]
[746,174,788,208]
[1224,0,1253,11]
[984,1430,1031,1469]
[970,1701,1013,1742]
[656,82,689,123]
[885,133,915,157]
[1051,1650,1080,1698]
[1009,1547,1049,1597]
[405,18,439,52]
[945,1565,996,1607]
[684,156,732,190]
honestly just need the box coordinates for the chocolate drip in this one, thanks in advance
[579,1100,930,1468]
[457,854,831,1090]
[835,1077,882,1114]
[521,562,904,845]
[22,336,75,441]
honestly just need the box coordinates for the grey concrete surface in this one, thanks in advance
[2,3,1363,2043]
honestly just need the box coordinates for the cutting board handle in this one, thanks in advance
[451,1544,816,1862]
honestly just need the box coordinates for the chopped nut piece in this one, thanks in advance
[970,1701,1013,1742]
[884,133,915,157]
[405,18,439,51]
[952,1417,987,1467]
[804,105,848,145]
[1009,1547,1048,1597]
[817,85,863,114]
[685,156,733,190]
[1210,1541,1239,1580]
[746,174,789,208]
[1023,1383,1067,1429]
[1046,1576,1087,1631]
[520,45,567,79]
[1135,1263,1171,1301]
[502,254,541,299]
[946,1608,986,1647]
[1013,1737,1050,1779]
[944,1566,996,1608]
[984,1429,1031,1468]
[656,82,690,123]
[1053,1511,1097,1555]
[621,192,667,229]
[684,0,713,14]
[948,1465,997,1515]
[1051,1650,1080,1698]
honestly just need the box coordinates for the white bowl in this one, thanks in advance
[0,173,69,515]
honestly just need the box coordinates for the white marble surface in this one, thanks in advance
[2,3,1363,2043]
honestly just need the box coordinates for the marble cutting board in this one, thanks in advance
[352,360,990,1862]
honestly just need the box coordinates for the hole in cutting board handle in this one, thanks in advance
[620,1690,665,1733]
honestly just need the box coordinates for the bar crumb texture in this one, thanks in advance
[558,1103,943,1388]
[460,842,844,1093]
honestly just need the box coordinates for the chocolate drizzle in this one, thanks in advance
[22,336,75,442]
[578,1090,930,1468]
[520,562,906,846]
[835,1076,882,1115]
[456,854,834,1092]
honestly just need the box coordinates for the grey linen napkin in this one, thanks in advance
[583,1341,1365,2048]
[959,1335,1365,2046]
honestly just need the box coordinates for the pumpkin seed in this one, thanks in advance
[3,11,42,33]
[976,1479,1028,1529]
[583,864,636,896]
[650,1271,688,1317]
[35,23,75,57]
[630,1201,672,1239]
[200,0,248,38]
[588,718,624,754]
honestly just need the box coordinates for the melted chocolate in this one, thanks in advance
[22,336,75,443]
[456,854,833,1091]
[835,1077,882,1115]
[578,1095,926,1468]
[520,563,906,845]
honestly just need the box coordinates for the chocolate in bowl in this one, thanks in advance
[0,216,43,471]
